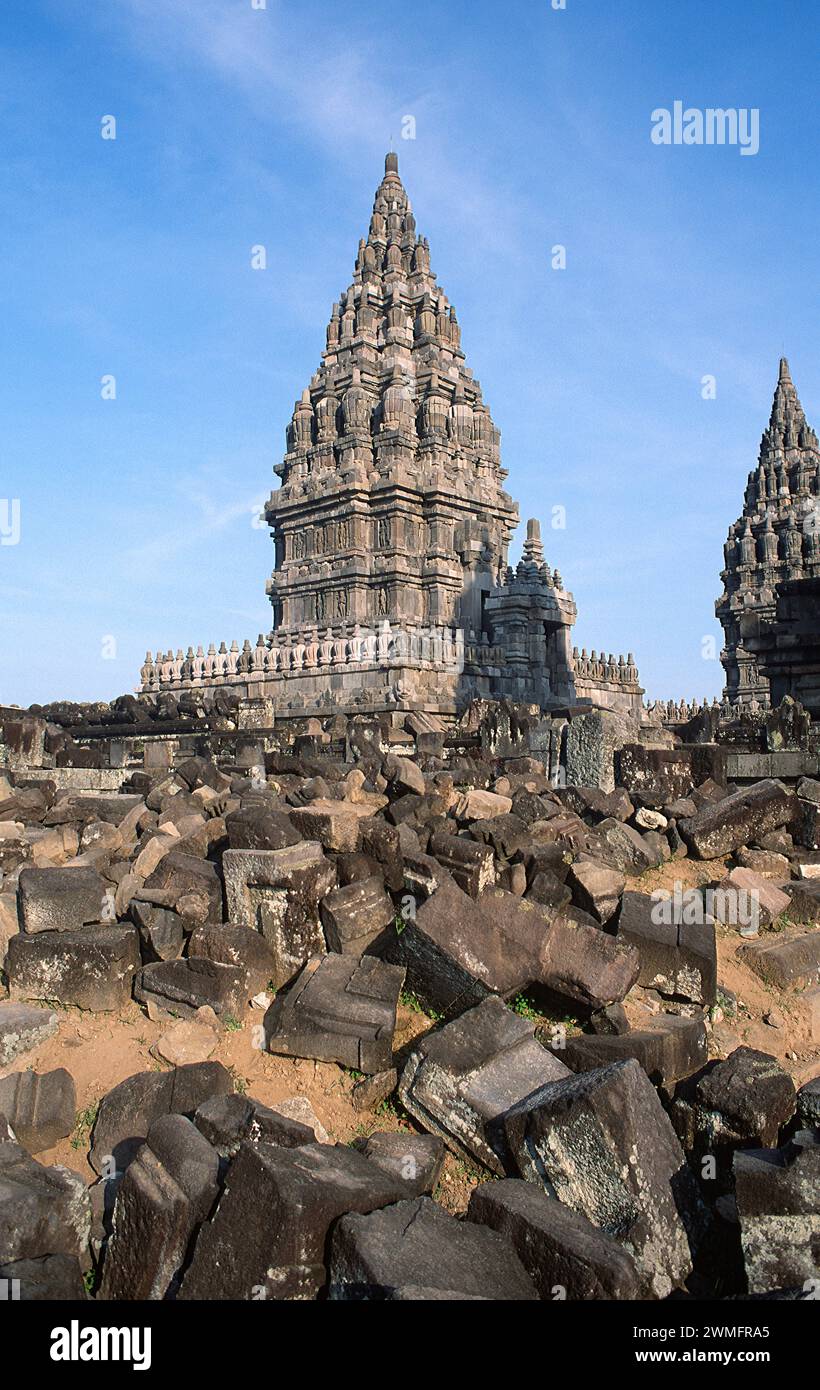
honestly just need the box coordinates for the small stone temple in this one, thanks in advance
[716,358,820,706]
[140,154,642,719]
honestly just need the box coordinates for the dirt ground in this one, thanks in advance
[637,856,819,1086]
[2,861,817,1220]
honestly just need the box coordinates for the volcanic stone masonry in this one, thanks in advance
[1,740,819,1303]
[139,153,642,722]
[716,358,820,708]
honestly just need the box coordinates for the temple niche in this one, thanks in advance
[140,154,643,718]
[716,359,820,706]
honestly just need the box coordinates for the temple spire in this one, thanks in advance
[716,356,820,708]
[522,518,545,566]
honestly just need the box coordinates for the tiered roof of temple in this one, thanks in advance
[264,150,519,640]
[716,358,820,704]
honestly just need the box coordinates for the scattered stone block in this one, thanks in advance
[469,813,530,863]
[130,900,186,963]
[289,800,376,851]
[7,925,140,1012]
[734,847,791,879]
[132,832,178,880]
[225,802,300,851]
[193,1093,318,1158]
[319,875,395,956]
[0,1002,58,1066]
[272,1096,330,1143]
[451,789,513,822]
[734,1140,820,1295]
[352,1069,397,1113]
[739,932,820,992]
[592,818,661,874]
[179,1140,407,1300]
[143,850,222,925]
[541,908,641,1012]
[796,1078,820,1129]
[187,923,276,996]
[680,779,796,860]
[401,848,454,903]
[222,843,335,988]
[329,1195,537,1300]
[392,880,548,1018]
[505,1058,699,1297]
[150,1007,221,1066]
[785,880,820,925]
[0,1068,76,1153]
[358,818,404,892]
[0,1252,86,1300]
[616,890,716,1005]
[355,1132,445,1196]
[264,953,404,1073]
[711,867,791,929]
[526,868,572,912]
[384,753,426,798]
[467,1178,642,1300]
[427,828,495,897]
[0,1128,90,1264]
[566,860,625,926]
[135,956,246,1021]
[553,1015,707,1087]
[89,1061,233,1176]
[17,865,108,934]
[99,1113,220,1300]
[399,996,570,1176]
[670,1047,796,1155]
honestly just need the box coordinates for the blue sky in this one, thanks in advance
[0,0,817,706]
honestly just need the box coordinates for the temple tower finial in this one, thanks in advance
[523,517,544,565]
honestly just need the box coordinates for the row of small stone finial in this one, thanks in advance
[140,622,507,690]
[572,649,639,685]
[644,694,771,723]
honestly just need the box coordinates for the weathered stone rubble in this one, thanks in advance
[0,713,818,1303]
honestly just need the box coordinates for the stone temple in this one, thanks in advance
[140,154,641,720]
[716,358,820,707]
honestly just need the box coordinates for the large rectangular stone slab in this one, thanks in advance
[392,880,550,1019]
[17,866,108,934]
[7,926,141,1012]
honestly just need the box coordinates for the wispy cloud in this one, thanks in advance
[108,0,536,264]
